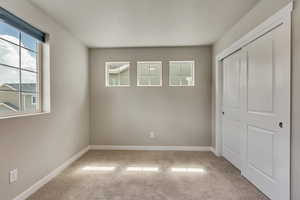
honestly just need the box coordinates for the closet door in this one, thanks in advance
[241,22,290,200]
[222,50,242,169]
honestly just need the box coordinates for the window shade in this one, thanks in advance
[0,7,46,42]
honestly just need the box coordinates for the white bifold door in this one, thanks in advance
[222,51,243,170]
[222,22,290,200]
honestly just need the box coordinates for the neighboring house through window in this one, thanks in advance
[31,96,36,104]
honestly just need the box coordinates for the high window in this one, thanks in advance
[105,62,130,87]
[137,61,162,87]
[169,61,195,86]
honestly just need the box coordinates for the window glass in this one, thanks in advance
[0,21,40,116]
[21,70,37,93]
[169,61,194,86]
[119,68,130,86]
[0,66,20,91]
[32,96,36,104]
[0,91,20,113]
[22,92,38,113]
[106,62,130,87]
[137,62,162,86]
[0,22,20,45]
[21,48,37,72]
[21,33,37,51]
[0,39,19,67]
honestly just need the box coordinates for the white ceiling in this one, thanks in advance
[29,0,259,48]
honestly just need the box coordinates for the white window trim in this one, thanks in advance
[105,61,130,87]
[137,61,162,87]
[169,60,195,87]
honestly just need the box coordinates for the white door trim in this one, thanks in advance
[214,1,293,157]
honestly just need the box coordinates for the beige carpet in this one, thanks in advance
[28,150,269,200]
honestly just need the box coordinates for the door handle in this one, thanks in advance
[279,122,283,128]
[222,112,225,115]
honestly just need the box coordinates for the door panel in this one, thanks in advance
[222,51,242,169]
[247,34,274,113]
[223,54,240,109]
[241,23,290,200]
[223,119,241,155]
[247,126,274,178]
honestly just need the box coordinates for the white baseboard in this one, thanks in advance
[210,147,219,156]
[89,145,213,152]
[13,146,89,200]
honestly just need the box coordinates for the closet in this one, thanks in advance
[221,22,290,200]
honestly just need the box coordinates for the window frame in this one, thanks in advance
[0,23,43,118]
[105,61,130,87]
[168,60,195,87]
[137,61,162,87]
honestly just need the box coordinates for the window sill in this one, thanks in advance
[137,85,162,87]
[0,111,51,120]
[169,85,195,87]
[105,85,130,88]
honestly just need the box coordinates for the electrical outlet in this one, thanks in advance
[9,169,18,184]
[149,131,155,139]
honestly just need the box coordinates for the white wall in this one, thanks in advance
[212,0,300,199]
[0,1,90,200]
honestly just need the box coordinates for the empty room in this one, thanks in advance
[0,0,299,200]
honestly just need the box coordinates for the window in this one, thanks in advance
[169,61,195,86]
[105,62,130,87]
[137,61,162,86]
[0,7,45,117]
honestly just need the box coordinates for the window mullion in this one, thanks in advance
[18,32,22,112]
[118,68,121,86]
[148,64,151,86]
[180,64,183,86]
